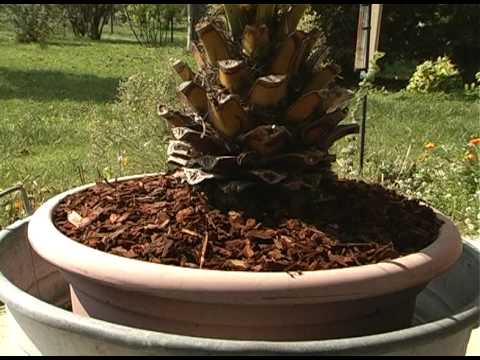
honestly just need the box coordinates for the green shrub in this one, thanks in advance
[464,71,480,97]
[5,4,62,43]
[407,56,463,93]
[336,137,480,236]
[88,66,179,177]
[308,4,358,82]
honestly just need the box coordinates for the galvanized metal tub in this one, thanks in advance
[0,218,478,355]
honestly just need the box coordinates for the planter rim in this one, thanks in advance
[1,218,478,355]
[27,174,463,304]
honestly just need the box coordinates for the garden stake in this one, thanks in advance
[359,4,372,176]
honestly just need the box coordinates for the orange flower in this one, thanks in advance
[424,142,436,150]
[14,198,22,211]
[468,138,480,146]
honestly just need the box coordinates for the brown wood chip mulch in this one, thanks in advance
[53,173,442,272]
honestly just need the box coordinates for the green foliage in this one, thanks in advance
[373,142,479,236]
[124,4,184,47]
[335,91,480,236]
[306,5,480,83]
[464,71,480,99]
[297,6,318,32]
[88,60,184,177]
[379,4,479,83]
[349,52,386,123]
[407,56,463,93]
[124,4,163,47]
[0,24,186,229]
[5,4,62,43]
[308,4,358,82]
[360,52,386,87]
[0,192,25,227]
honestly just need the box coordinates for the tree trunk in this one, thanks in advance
[89,15,102,40]
[110,7,114,34]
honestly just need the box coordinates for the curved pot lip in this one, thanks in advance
[27,173,463,304]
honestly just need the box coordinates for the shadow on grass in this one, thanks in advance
[96,38,141,46]
[374,78,409,92]
[100,37,187,48]
[383,89,480,104]
[45,38,137,47]
[43,39,93,48]
[0,67,121,103]
[44,37,186,49]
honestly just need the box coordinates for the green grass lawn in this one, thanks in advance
[334,91,479,236]
[0,26,478,236]
[0,25,189,221]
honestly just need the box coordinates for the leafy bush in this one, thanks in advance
[89,66,180,177]
[308,4,358,83]
[464,71,480,98]
[5,4,62,43]
[407,56,463,93]
[333,89,479,236]
[336,137,480,236]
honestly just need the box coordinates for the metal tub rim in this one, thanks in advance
[0,218,479,355]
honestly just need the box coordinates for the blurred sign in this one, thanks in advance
[355,4,383,71]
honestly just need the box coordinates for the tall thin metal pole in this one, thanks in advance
[359,4,372,176]
[187,4,201,50]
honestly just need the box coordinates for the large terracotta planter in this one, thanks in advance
[27,175,463,341]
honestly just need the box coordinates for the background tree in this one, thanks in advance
[309,4,480,83]
[162,4,185,43]
[64,4,113,40]
[124,4,184,47]
[308,5,358,84]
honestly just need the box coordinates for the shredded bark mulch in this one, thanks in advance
[53,173,443,272]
